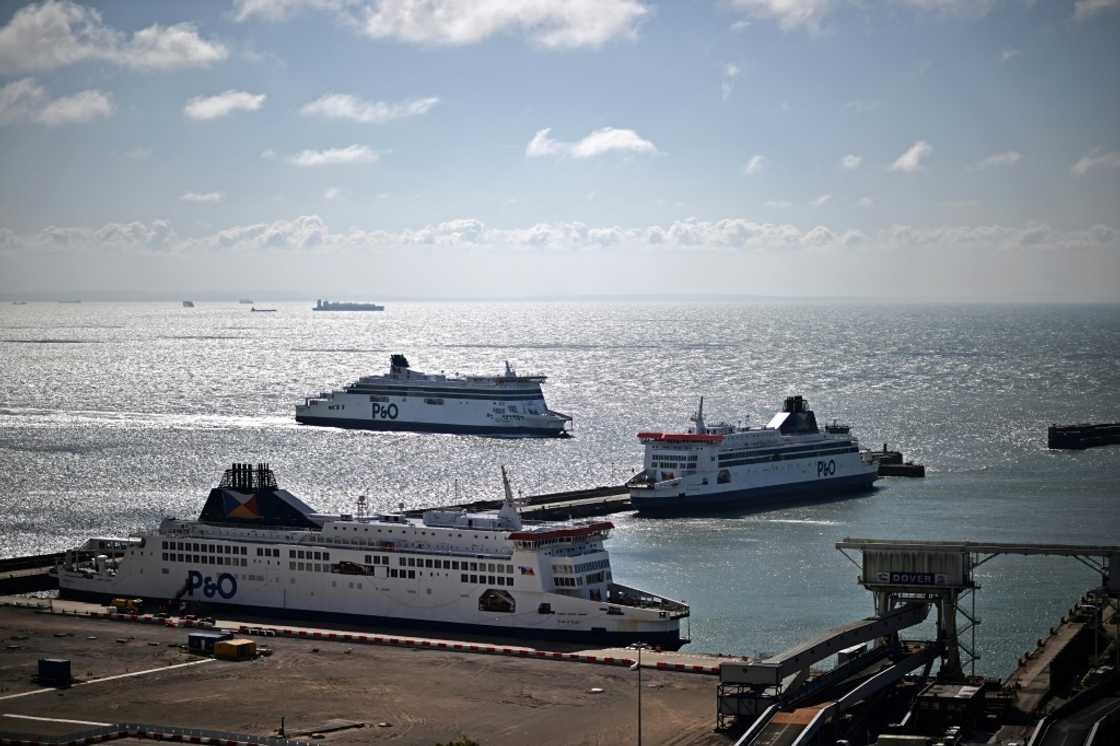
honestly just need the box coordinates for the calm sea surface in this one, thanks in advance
[1,301,1118,676]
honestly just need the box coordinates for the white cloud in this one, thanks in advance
[0,78,111,126]
[725,0,831,31]
[288,145,380,167]
[764,200,792,208]
[323,187,341,200]
[1071,150,1120,176]
[894,0,994,16]
[721,63,740,101]
[810,194,832,207]
[1000,48,1020,63]
[358,0,649,48]
[301,93,439,123]
[975,151,1022,169]
[744,154,766,175]
[180,192,223,203]
[183,90,266,121]
[0,1,227,74]
[890,140,932,172]
[841,154,862,170]
[856,196,874,208]
[526,127,657,159]
[233,0,352,22]
[1074,0,1120,21]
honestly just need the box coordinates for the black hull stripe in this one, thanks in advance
[58,589,684,650]
[631,473,878,517]
[295,415,569,438]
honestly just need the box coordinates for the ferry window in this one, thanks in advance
[488,563,495,573]
[289,550,294,558]
[297,562,305,571]
[313,552,321,560]
[470,574,478,583]
[425,559,433,568]
[443,560,451,569]
[408,558,416,567]
[289,562,295,570]
[323,552,330,561]
[256,548,262,556]
[161,552,168,561]
[177,554,183,562]
[365,555,371,564]
[192,543,199,552]
[408,570,415,579]
[390,569,398,578]
[297,550,304,559]
[461,574,468,582]
[399,557,406,566]
[488,575,496,585]
[469,562,478,571]
[452,561,460,570]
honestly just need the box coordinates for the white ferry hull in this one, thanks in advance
[296,391,569,437]
[58,567,681,647]
[631,466,877,516]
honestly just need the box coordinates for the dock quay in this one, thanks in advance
[405,483,632,521]
[862,445,926,478]
[1048,422,1120,450]
[0,603,724,746]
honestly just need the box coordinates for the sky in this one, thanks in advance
[0,0,1117,301]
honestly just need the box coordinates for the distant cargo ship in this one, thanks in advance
[238,299,254,304]
[297,354,571,437]
[627,396,878,516]
[313,299,384,312]
[182,300,195,308]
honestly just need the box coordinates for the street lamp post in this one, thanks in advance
[631,643,649,746]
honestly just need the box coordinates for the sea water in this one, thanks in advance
[1,300,1117,676]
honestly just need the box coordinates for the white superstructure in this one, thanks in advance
[296,354,571,437]
[627,396,878,516]
[57,463,686,647]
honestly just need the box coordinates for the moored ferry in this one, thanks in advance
[296,354,571,437]
[627,396,878,516]
[56,463,687,648]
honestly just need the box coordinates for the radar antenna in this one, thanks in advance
[356,494,368,520]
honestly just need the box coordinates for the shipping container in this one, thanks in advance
[213,639,256,661]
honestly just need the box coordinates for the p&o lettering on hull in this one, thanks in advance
[187,570,238,599]
[817,459,837,477]
[371,403,399,420]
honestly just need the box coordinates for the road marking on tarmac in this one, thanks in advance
[3,714,112,726]
[0,658,214,702]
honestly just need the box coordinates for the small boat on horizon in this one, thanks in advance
[182,300,195,308]
[238,299,254,304]
[251,307,277,313]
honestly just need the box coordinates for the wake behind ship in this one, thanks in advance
[296,354,571,437]
[627,396,878,516]
[55,463,688,648]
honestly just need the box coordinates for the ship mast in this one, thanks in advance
[690,396,706,435]
[498,465,523,531]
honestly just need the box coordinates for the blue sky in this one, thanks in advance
[0,0,1117,300]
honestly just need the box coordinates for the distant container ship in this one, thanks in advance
[627,396,878,516]
[313,299,384,312]
[297,354,571,437]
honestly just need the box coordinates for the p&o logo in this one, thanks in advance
[371,403,399,420]
[187,570,237,599]
[816,459,836,477]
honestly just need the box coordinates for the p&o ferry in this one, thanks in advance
[56,463,688,648]
[627,396,878,516]
[296,354,571,437]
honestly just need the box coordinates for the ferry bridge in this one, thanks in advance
[721,538,1119,744]
[836,538,1120,680]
